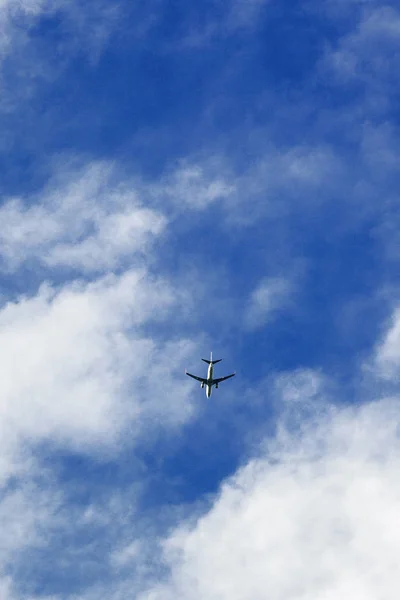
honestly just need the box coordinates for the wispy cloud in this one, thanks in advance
[0,162,166,273]
[220,144,345,226]
[152,160,236,211]
[244,276,296,330]
[0,470,62,599]
[0,0,123,111]
[373,307,400,381]
[168,0,271,48]
[325,6,400,84]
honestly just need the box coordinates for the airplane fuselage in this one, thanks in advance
[206,362,213,398]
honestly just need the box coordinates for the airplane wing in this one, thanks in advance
[185,371,207,383]
[212,373,236,385]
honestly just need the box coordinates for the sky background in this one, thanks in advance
[1,0,400,598]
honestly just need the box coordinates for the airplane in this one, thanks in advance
[185,352,236,398]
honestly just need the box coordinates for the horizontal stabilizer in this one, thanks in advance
[202,358,222,365]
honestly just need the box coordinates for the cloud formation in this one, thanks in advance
[141,382,400,600]
[0,162,166,273]
[0,268,197,476]
[0,158,203,484]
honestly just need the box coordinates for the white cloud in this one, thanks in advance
[155,162,235,211]
[0,267,197,479]
[244,276,295,330]
[0,162,167,273]
[46,205,165,272]
[140,389,400,600]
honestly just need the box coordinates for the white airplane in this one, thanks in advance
[185,352,236,398]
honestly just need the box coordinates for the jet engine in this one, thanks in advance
[201,382,204,388]
[215,383,219,389]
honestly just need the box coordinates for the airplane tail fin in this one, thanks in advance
[202,358,222,365]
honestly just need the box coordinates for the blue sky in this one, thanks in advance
[1,1,400,598]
